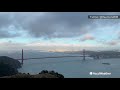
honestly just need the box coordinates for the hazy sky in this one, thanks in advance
[0,12,120,52]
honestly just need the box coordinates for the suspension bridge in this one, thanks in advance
[16,49,100,65]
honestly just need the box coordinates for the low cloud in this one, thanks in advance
[80,34,95,41]
[106,40,119,46]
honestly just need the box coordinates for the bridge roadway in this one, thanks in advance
[15,55,91,60]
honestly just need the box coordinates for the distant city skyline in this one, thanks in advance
[0,12,120,52]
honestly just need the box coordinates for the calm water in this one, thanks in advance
[18,57,120,78]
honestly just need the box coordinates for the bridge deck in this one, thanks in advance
[15,55,91,60]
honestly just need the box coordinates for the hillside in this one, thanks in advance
[1,70,64,78]
[0,56,22,77]
[0,56,21,69]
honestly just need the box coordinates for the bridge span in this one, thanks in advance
[16,49,100,64]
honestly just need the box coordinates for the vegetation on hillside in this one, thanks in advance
[1,70,64,78]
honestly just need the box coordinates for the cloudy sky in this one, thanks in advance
[0,12,120,52]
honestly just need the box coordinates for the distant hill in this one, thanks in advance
[64,50,120,58]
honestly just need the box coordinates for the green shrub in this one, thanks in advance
[41,70,64,78]
[41,70,48,74]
